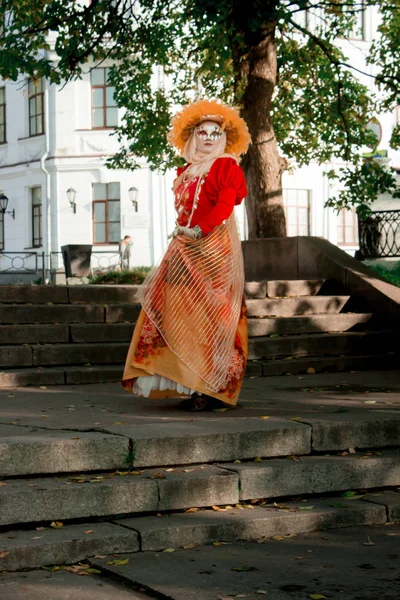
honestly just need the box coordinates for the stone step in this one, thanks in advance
[246,295,350,317]
[1,418,310,476]
[67,285,140,304]
[244,279,326,299]
[221,450,400,501]
[0,323,135,344]
[0,285,140,304]
[0,465,239,527]
[0,303,141,324]
[248,330,396,360]
[0,342,130,368]
[0,425,129,476]
[250,351,400,377]
[248,313,373,337]
[113,495,390,552]
[0,494,395,571]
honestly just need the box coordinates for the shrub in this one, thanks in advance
[88,267,151,285]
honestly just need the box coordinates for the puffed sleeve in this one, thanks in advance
[197,158,247,235]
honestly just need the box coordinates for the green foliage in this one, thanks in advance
[88,267,151,285]
[1,0,400,212]
[367,262,400,288]
[325,161,400,217]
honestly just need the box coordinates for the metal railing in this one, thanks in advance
[0,250,124,279]
[358,210,400,259]
[0,251,44,276]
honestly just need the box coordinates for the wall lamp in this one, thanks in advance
[0,193,15,219]
[128,186,139,212]
[66,188,77,214]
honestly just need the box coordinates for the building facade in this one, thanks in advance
[0,5,399,282]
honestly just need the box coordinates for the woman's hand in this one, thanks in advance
[168,225,202,240]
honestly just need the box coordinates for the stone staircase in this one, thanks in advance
[0,413,399,571]
[0,279,398,386]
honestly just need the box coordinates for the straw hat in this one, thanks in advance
[168,99,251,156]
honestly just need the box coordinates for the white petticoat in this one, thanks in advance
[131,375,198,398]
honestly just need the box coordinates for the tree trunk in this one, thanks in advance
[233,23,287,239]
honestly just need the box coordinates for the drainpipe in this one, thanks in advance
[40,77,51,283]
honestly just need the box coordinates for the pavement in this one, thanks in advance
[1,369,400,599]
[1,523,400,600]
[0,369,399,432]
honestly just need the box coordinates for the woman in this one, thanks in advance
[122,99,250,411]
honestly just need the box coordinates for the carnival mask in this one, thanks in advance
[195,122,223,142]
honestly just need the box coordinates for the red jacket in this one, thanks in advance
[176,157,247,235]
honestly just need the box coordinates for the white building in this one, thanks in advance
[0,5,398,282]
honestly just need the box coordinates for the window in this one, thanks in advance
[337,208,359,246]
[0,209,4,251]
[32,187,42,247]
[92,183,120,244]
[0,88,5,144]
[91,67,118,129]
[28,78,44,137]
[283,189,310,236]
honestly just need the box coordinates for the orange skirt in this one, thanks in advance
[122,300,247,406]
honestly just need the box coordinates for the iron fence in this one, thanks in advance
[0,251,44,275]
[358,210,400,259]
[0,250,123,279]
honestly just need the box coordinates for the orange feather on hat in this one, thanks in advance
[168,99,251,157]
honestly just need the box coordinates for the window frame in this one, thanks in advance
[0,87,5,144]
[90,67,118,130]
[283,188,311,237]
[337,207,359,246]
[31,187,42,248]
[92,183,121,245]
[28,78,45,138]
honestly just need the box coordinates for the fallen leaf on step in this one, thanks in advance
[256,592,268,596]
[183,544,196,549]
[254,457,263,462]
[36,527,46,531]
[385,533,400,536]
[0,551,10,558]
[212,408,228,412]
[234,460,242,464]
[87,568,101,574]
[364,536,376,546]
[31,535,44,540]
[212,505,224,511]
[290,417,302,421]
[83,530,94,535]
[151,473,166,479]
[348,448,356,454]
[94,555,106,559]
[0,482,7,486]
[162,548,176,553]
[106,558,129,565]
[260,416,270,420]
[27,484,38,487]
[50,521,64,528]
[309,595,327,599]
[7,394,15,398]
[364,400,376,404]
[306,367,315,374]
[183,468,195,473]
[299,506,314,510]
[185,507,198,513]
[40,386,47,390]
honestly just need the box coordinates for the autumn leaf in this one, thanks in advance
[83,530,94,535]
[254,457,263,462]
[50,521,64,528]
[183,544,196,549]
[0,551,10,558]
[106,558,129,565]
[162,548,176,553]
[309,595,327,599]
[306,367,316,374]
[260,416,270,419]
[87,568,101,574]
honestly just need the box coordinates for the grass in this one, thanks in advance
[88,267,151,285]
[367,261,400,288]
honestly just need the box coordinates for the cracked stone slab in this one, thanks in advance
[105,418,311,467]
[362,490,400,521]
[221,450,400,500]
[0,570,146,600]
[0,425,129,476]
[118,497,386,552]
[140,464,239,511]
[0,521,139,571]
[0,472,158,527]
